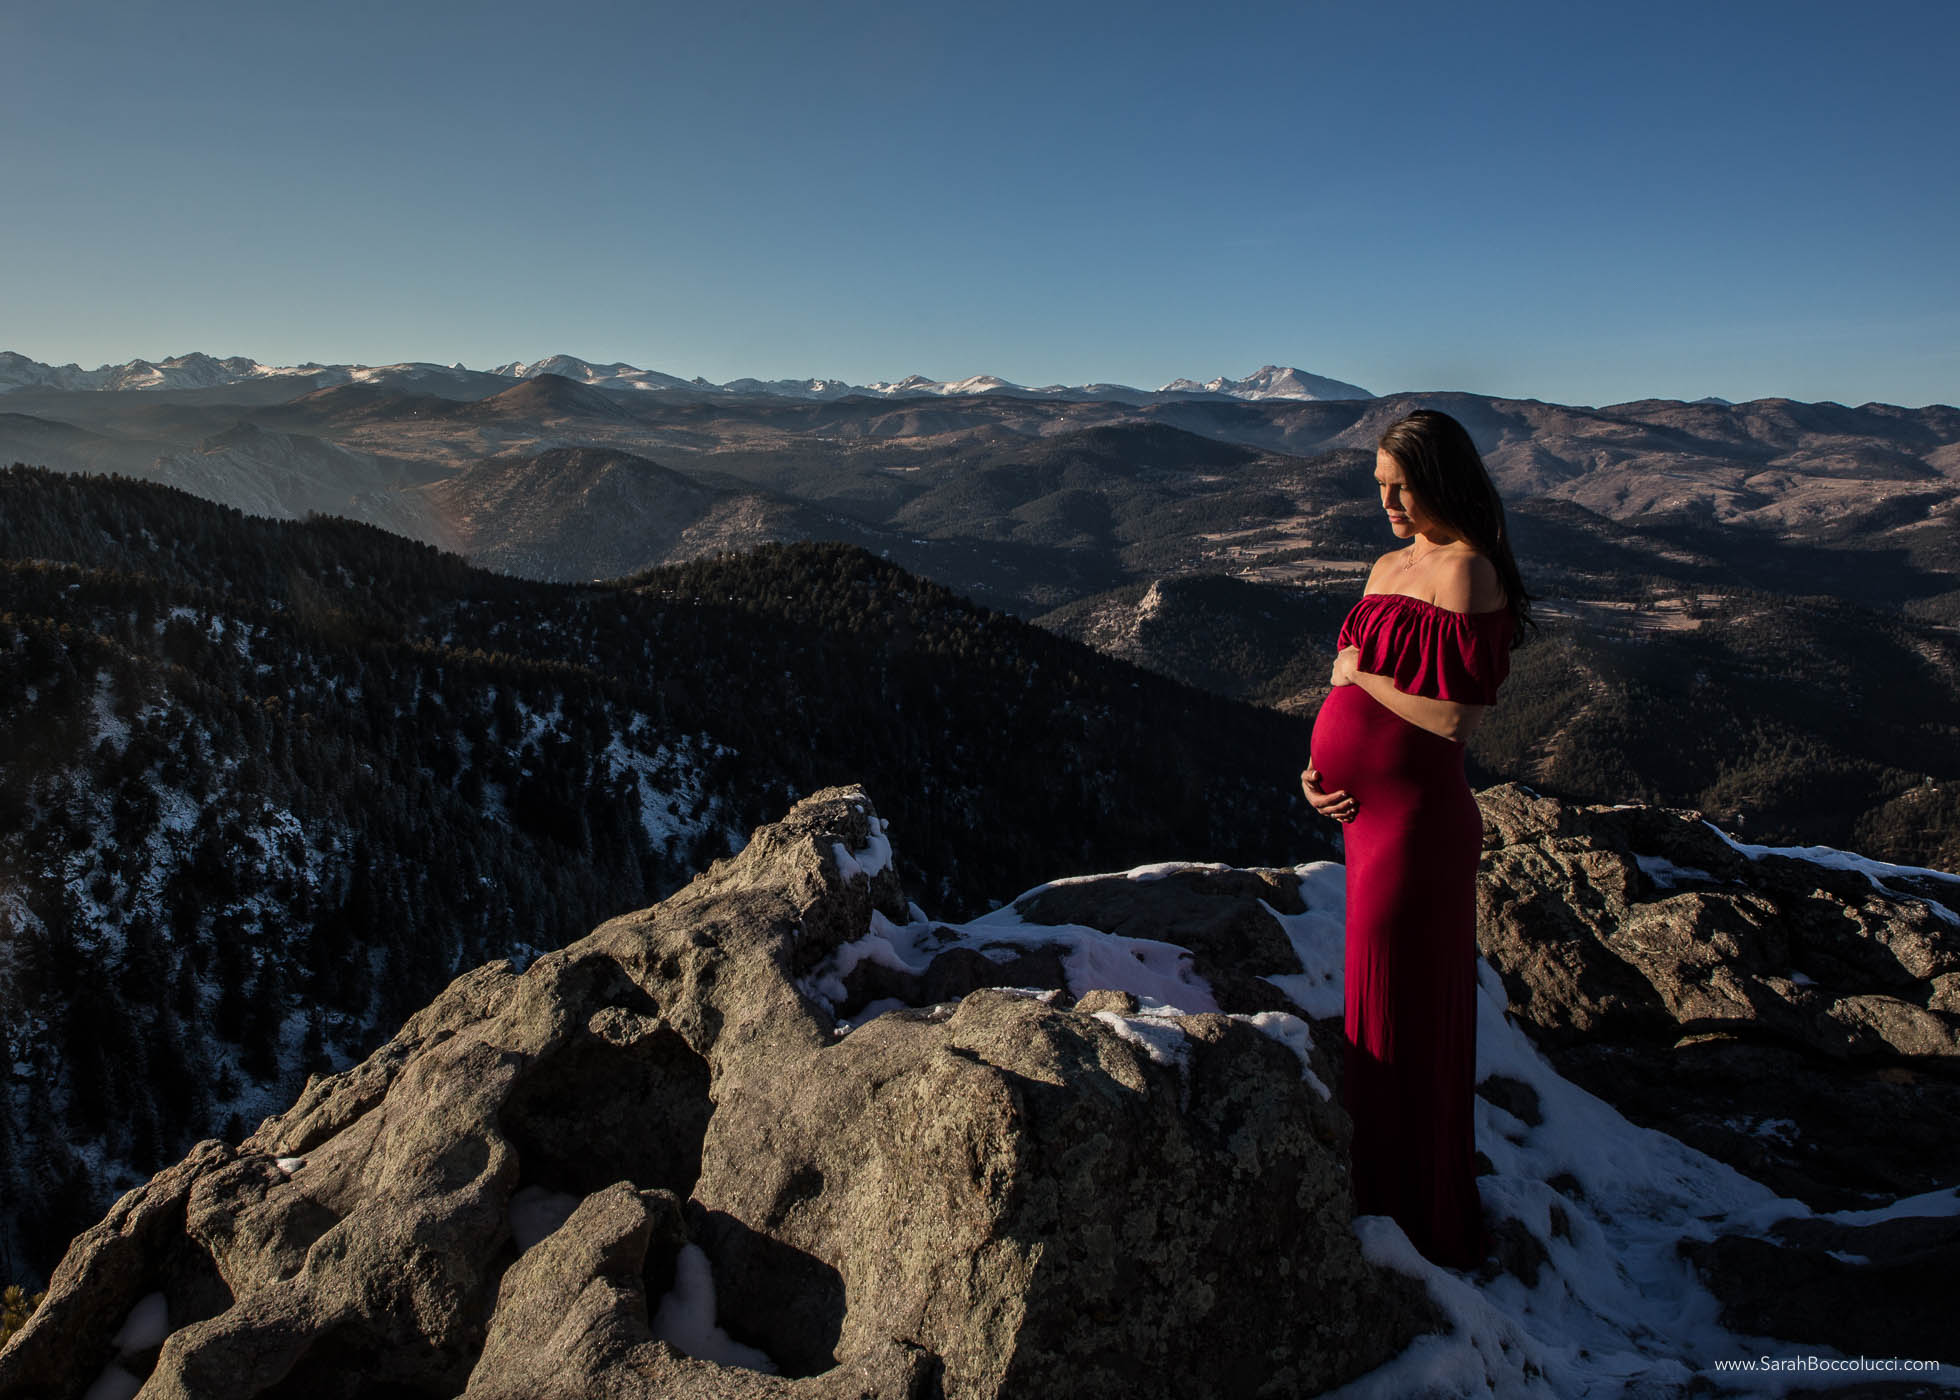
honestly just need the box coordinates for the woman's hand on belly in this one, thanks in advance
[1301,763,1358,823]
[1348,669,1486,743]
[1330,646,1361,686]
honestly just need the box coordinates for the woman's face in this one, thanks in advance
[1374,449,1433,539]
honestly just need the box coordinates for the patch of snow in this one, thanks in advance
[599,728,719,853]
[89,672,132,755]
[81,1365,143,1400]
[1093,998,1192,1069]
[1822,1184,1960,1224]
[650,1243,779,1373]
[150,774,202,838]
[831,841,870,884]
[1322,1214,1696,1398]
[1259,863,1347,1020]
[1005,860,1232,899]
[1057,929,1217,1012]
[849,817,894,878]
[509,1185,583,1252]
[1315,950,1960,1392]
[1123,860,1231,883]
[1706,822,1960,925]
[1231,1009,1331,1100]
[834,996,909,1032]
[111,1291,170,1351]
[506,942,548,973]
[80,1294,172,1400]
[800,907,1217,1017]
[1635,854,1717,888]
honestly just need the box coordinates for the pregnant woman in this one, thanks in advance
[1301,408,1531,1271]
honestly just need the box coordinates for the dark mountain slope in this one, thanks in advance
[429,446,725,581]
[269,382,467,430]
[426,446,948,586]
[891,424,1300,563]
[1017,422,1263,474]
[143,422,447,542]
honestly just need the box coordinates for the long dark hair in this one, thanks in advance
[1377,408,1535,634]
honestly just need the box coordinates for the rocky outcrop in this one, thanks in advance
[1477,784,1960,1062]
[1475,783,1960,1206]
[1475,783,1960,1361]
[0,788,1440,1399]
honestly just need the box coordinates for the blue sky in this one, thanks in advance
[2,0,1954,406]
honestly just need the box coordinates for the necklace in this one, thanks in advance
[1398,538,1457,573]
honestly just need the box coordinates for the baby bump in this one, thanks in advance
[1311,683,1468,805]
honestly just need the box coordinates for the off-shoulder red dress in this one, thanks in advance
[1309,592,1513,1270]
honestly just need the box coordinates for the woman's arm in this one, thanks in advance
[1332,646,1487,742]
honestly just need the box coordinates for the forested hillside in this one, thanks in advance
[0,466,1322,1280]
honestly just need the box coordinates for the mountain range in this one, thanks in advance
[2,356,1958,873]
[0,351,1375,405]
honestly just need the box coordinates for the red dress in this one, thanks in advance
[1309,593,1512,1270]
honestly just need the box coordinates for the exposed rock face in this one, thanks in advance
[1475,783,1960,1359]
[1478,784,1960,1063]
[0,788,1439,1399]
[1476,783,1960,1203]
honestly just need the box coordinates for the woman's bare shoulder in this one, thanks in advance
[1362,549,1404,592]
[1431,549,1506,612]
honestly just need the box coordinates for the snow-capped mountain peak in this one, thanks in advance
[490,356,694,393]
[1158,365,1375,401]
[0,350,1376,405]
[862,374,945,394]
[0,350,320,394]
